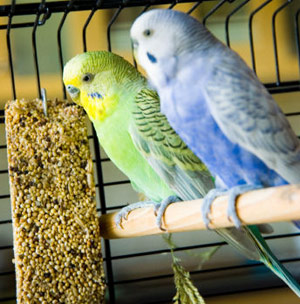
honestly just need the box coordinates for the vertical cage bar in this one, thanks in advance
[57,13,68,99]
[107,5,123,52]
[140,3,152,14]
[187,1,203,15]
[82,0,103,52]
[92,127,116,304]
[271,0,293,86]
[32,0,46,99]
[81,1,116,301]
[57,0,75,99]
[6,0,16,100]
[168,0,179,9]
[225,0,249,47]
[203,0,227,26]
[248,0,273,74]
[296,9,300,81]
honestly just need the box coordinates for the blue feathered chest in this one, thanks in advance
[159,79,287,189]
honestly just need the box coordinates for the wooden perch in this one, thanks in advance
[99,184,300,239]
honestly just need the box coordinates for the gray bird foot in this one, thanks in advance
[155,195,181,231]
[115,195,181,230]
[227,184,263,228]
[201,188,227,229]
[115,201,159,229]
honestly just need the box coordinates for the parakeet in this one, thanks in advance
[63,51,212,228]
[63,51,300,297]
[63,51,213,303]
[130,8,300,230]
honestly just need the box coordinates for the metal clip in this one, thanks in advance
[41,88,48,117]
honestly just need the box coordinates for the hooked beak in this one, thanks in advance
[131,39,139,50]
[66,84,80,100]
[131,39,139,62]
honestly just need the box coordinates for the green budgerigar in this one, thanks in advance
[63,51,213,228]
[63,51,300,297]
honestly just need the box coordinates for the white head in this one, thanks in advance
[130,9,213,88]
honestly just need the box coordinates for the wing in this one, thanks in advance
[129,88,214,200]
[202,48,300,183]
[131,88,282,266]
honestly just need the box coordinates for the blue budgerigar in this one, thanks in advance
[129,8,300,297]
[130,8,300,229]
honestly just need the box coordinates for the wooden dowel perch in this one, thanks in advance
[99,184,300,239]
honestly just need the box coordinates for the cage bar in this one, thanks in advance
[248,0,273,74]
[82,0,103,52]
[6,0,16,100]
[1,1,300,303]
[225,0,250,47]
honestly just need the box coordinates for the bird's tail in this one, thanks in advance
[173,170,300,296]
[293,220,300,229]
[247,225,300,297]
[218,225,300,297]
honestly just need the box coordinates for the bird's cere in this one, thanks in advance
[66,84,80,98]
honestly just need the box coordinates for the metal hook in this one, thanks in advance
[41,88,48,117]
[58,0,76,100]
[32,0,46,100]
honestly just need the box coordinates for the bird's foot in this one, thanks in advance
[115,195,181,230]
[155,195,181,231]
[115,200,159,229]
[227,184,263,228]
[201,188,227,229]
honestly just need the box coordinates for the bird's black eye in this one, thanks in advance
[143,29,153,37]
[82,73,94,82]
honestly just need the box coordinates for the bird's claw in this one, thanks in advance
[201,188,227,230]
[201,202,212,229]
[154,203,161,216]
[115,201,158,229]
[227,208,242,229]
[114,196,181,231]
[115,210,129,229]
[226,184,263,228]
[155,195,181,231]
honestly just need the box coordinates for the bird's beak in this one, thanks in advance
[131,39,139,61]
[131,39,139,50]
[66,84,80,100]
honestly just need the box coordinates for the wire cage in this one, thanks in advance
[0,0,300,303]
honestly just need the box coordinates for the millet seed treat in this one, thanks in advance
[5,98,105,303]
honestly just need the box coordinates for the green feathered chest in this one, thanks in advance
[91,91,175,202]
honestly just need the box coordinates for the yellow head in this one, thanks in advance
[63,51,144,121]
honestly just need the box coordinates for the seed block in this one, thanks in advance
[5,99,105,304]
